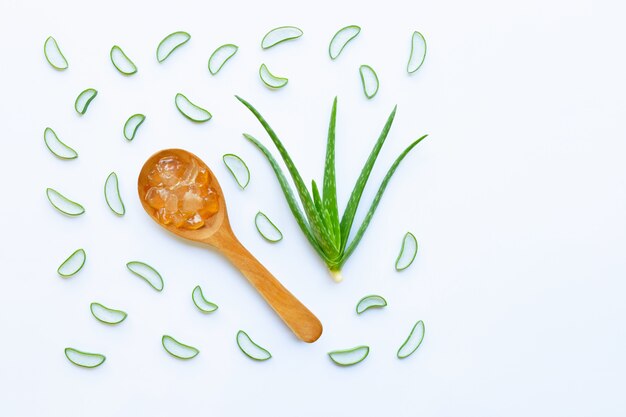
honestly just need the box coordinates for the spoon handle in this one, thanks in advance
[217,234,323,343]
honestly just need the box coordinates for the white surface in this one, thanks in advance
[1,0,625,416]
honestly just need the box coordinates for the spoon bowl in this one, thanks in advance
[138,148,323,343]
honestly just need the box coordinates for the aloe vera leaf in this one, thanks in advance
[341,135,428,265]
[339,106,397,248]
[243,133,326,261]
[236,96,337,257]
[322,97,341,246]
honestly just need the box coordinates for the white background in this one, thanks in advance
[1,0,625,415]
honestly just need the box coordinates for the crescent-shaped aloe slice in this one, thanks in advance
[261,26,303,49]
[44,36,68,70]
[126,261,164,291]
[74,88,98,115]
[397,320,425,359]
[223,154,250,189]
[162,335,199,359]
[46,188,85,216]
[65,348,105,368]
[157,31,190,62]
[110,45,137,75]
[208,44,238,75]
[104,172,125,216]
[328,345,369,366]
[395,232,417,271]
[123,114,145,141]
[236,330,272,361]
[259,64,288,89]
[191,285,218,313]
[90,302,127,325]
[44,127,77,159]
[255,211,283,242]
[355,295,387,314]
[58,248,86,277]
[329,25,361,59]
[175,93,212,122]
[407,31,427,74]
[359,65,379,99]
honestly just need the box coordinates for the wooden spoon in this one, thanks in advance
[137,148,323,343]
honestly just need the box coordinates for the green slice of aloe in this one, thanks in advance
[407,31,427,74]
[123,114,145,141]
[90,302,127,325]
[355,295,387,314]
[236,330,272,361]
[397,320,425,359]
[329,25,361,59]
[259,64,288,89]
[46,188,85,216]
[44,127,77,159]
[395,232,417,271]
[261,26,303,49]
[104,172,125,216]
[126,261,164,291]
[110,45,137,75]
[57,248,86,277]
[162,335,199,359]
[208,44,238,75]
[74,88,98,115]
[157,31,191,62]
[65,348,106,368]
[328,345,369,366]
[359,65,379,99]
[255,211,283,242]
[223,154,250,189]
[191,285,218,313]
[44,36,68,70]
[175,93,212,122]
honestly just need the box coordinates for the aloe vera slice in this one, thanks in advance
[110,45,137,75]
[328,345,369,366]
[44,128,77,159]
[261,26,303,49]
[208,44,238,75]
[65,348,106,368]
[191,285,218,313]
[46,188,85,216]
[236,330,271,361]
[157,31,190,62]
[395,232,417,271]
[407,31,427,74]
[126,261,164,291]
[74,88,97,115]
[397,320,425,359]
[44,36,68,70]
[123,114,145,141]
[355,295,387,314]
[90,302,127,325]
[175,93,212,122]
[162,335,199,359]
[104,172,125,216]
[223,154,250,189]
[255,211,283,242]
[359,65,379,99]
[329,25,361,59]
[259,64,288,89]
[57,249,86,277]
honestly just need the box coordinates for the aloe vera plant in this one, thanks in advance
[237,96,427,281]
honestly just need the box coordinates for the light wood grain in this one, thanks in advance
[138,149,323,343]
